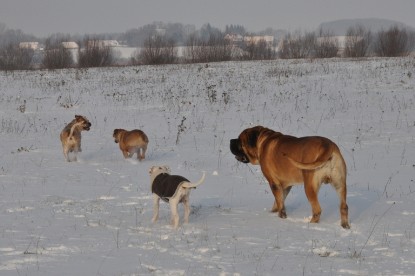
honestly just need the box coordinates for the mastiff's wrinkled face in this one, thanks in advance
[230,138,249,163]
[230,126,263,164]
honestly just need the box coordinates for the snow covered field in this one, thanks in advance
[0,58,414,275]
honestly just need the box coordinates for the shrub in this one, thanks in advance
[42,37,73,69]
[279,31,316,59]
[344,25,372,58]
[184,33,232,63]
[374,26,414,57]
[78,38,114,68]
[136,35,177,65]
[0,43,34,70]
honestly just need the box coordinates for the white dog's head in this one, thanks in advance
[149,165,171,178]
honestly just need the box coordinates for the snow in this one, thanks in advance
[1,58,414,275]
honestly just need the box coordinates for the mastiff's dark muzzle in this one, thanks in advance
[230,138,249,163]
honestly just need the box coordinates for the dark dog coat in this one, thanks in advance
[152,173,190,202]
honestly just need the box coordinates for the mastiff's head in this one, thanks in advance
[230,126,265,164]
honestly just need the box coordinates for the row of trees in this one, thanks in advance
[136,24,414,64]
[133,33,276,65]
[280,25,414,59]
[0,24,414,70]
[0,38,116,71]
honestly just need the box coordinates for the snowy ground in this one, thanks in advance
[0,58,414,275]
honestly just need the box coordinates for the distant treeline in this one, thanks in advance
[0,21,414,70]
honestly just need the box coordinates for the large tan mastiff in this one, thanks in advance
[230,126,350,229]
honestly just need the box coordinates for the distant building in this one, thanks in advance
[61,42,79,49]
[224,34,243,44]
[243,36,274,47]
[19,42,39,50]
[225,34,274,47]
[61,42,79,64]
[87,40,120,48]
[155,28,166,36]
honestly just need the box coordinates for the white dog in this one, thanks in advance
[149,166,205,228]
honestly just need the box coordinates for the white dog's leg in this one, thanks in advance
[183,194,191,224]
[152,195,160,223]
[169,198,180,229]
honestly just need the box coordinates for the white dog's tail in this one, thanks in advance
[182,171,206,189]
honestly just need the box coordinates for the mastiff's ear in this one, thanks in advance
[248,129,259,148]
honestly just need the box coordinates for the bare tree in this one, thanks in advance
[374,26,413,57]
[205,33,233,62]
[78,37,114,68]
[184,32,232,63]
[0,43,34,71]
[42,36,73,69]
[314,28,339,58]
[242,39,276,60]
[136,35,177,65]
[344,25,372,58]
[279,31,316,59]
[183,33,199,63]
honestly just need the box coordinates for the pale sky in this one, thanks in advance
[1,0,415,36]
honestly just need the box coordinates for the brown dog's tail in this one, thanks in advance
[285,145,334,170]
[68,121,83,141]
[181,172,206,188]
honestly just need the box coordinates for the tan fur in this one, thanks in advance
[113,129,149,160]
[230,126,350,229]
[60,115,91,162]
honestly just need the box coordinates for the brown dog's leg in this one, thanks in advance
[303,175,322,223]
[340,195,350,229]
[283,186,292,200]
[139,146,147,161]
[269,183,287,218]
[122,150,129,158]
[63,149,69,162]
[332,181,350,229]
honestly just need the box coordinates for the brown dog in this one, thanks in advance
[60,115,91,162]
[113,129,149,160]
[230,126,350,229]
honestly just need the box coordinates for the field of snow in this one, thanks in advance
[0,57,414,275]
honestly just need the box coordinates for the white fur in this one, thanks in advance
[149,166,205,229]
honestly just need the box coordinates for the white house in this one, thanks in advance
[243,36,274,46]
[87,40,120,48]
[225,34,274,47]
[224,34,243,43]
[19,42,39,50]
[61,42,79,49]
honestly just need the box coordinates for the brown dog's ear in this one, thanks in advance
[248,129,259,147]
